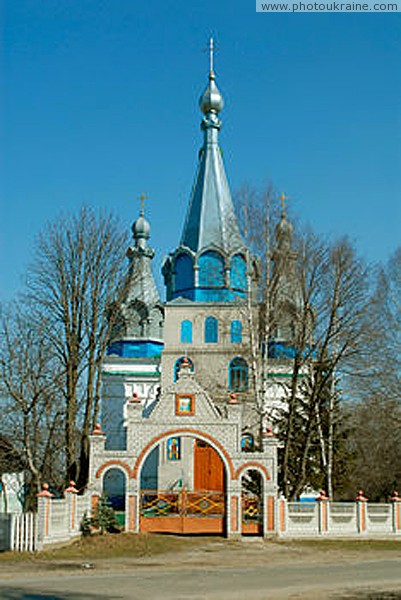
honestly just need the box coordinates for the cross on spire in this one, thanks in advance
[209,37,215,75]
[280,192,288,215]
[138,192,148,214]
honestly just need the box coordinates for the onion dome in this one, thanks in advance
[132,210,150,241]
[199,73,224,115]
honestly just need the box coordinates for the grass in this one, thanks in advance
[0,534,400,564]
[276,538,401,552]
[0,533,224,562]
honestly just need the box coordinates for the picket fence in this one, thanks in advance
[0,513,36,552]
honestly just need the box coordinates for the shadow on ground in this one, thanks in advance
[334,591,401,599]
[0,589,120,600]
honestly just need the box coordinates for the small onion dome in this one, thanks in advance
[264,427,275,438]
[65,481,78,494]
[228,393,239,405]
[37,483,54,498]
[132,211,150,240]
[92,423,105,435]
[199,74,224,115]
[356,489,368,501]
[275,212,293,247]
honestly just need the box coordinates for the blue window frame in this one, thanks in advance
[174,253,194,293]
[229,357,249,391]
[198,251,225,288]
[174,356,194,382]
[180,320,193,344]
[230,320,242,343]
[204,316,218,343]
[230,254,247,292]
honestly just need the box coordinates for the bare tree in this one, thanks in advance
[235,186,371,499]
[0,305,65,506]
[344,247,401,500]
[25,207,128,488]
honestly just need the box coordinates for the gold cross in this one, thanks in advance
[280,192,288,213]
[138,193,148,212]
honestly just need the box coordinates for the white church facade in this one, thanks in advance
[86,45,299,537]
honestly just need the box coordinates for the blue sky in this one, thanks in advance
[2,1,400,301]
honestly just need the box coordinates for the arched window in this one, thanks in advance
[174,356,194,382]
[230,254,247,292]
[180,320,193,343]
[204,316,218,343]
[198,251,225,288]
[230,320,242,343]
[174,253,194,293]
[103,468,126,513]
[229,357,249,391]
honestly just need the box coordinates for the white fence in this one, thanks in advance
[36,489,91,549]
[280,499,401,538]
[329,502,357,535]
[2,493,400,551]
[0,513,36,552]
[286,502,320,536]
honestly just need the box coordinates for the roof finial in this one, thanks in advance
[138,192,148,216]
[209,37,215,77]
[280,192,288,216]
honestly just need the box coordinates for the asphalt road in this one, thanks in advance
[1,558,401,599]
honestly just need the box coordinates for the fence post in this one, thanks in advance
[391,491,401,534]
[36,483,54,549]
[64,481,78,535]
[317,490,330,535]
[278,496,287,537]
[356,489,368,535]
[265,494,276,535]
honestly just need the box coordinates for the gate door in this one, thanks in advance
[140,489,225,534]
[242,492,263,535]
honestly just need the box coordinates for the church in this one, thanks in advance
[87,42,298,537]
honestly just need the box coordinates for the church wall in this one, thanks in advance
[161,302,254,397]
[102,358,161,451]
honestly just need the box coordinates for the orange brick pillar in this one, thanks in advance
[356,490,368,534]
[64,481,78,534]
[91,493,100,518]
[391,492,401,534]
[128,494,137,532]
[278,496,287,536]
[230,494,240,536]
[266,495,276,534]
[317,490,330,535]
[37,483,54,546]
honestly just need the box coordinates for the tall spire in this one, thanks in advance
[163,42,251,303]
[179,40,243,256]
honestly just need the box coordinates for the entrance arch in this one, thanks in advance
[102,467,127,530]
[134,428,235,481]
[135,429,231,535]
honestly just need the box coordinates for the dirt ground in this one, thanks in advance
[0,536,401,599]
